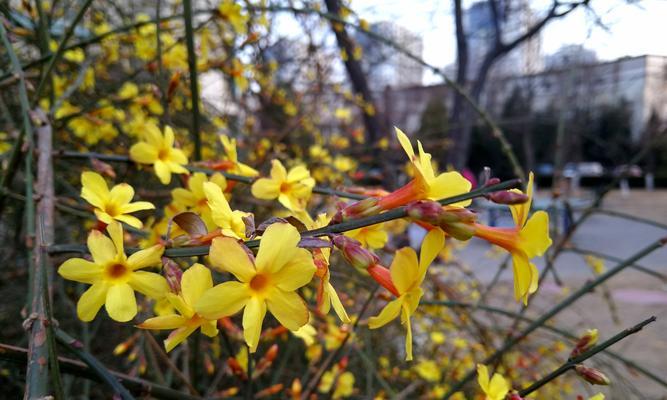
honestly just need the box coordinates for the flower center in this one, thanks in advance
[158,147,170,161]
[105,202,119,217]
[105,262,129,280]
[279,182,291,194]
[249,273,269,292]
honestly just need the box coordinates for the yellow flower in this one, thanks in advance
[172,172,227,229]
[217,0,248,35]
[387,127,472,208]
[130,123,189,184]
[292,322,317,346]
[319,366,355,399]
[476,364,509,400]
[368,228,444,360]
[415,360,441,382]
[589,394,605,400]
[138,264,219,352]
[195,223,316,352]
[58,222,167,322]
[203,181,250,239]
[473,172,552,304]
[344,223,388,250]
[80,171,155,229]
[251,160,315,211]
[219,135,258,177]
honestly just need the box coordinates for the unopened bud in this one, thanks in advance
[291,378,302,399]
[204,354,215,375]
[333,235,379,270]
[487,190,529,205]
[255,384,284,398]
[439,207,477,224]
[575,364,610,386]
[508,392,525,400]
[570,329,599,358]
[264,344,279,364]
[441,221,477,241]
[163,257,183,293]
[341,197,381,220]
[406,200,444,224]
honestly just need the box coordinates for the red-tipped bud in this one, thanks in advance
[341,197,381,220]
[255,384,284,398]
[508,392,525,400]
[406,200,444,224]
[290,378,302,399]
[487,190,529,205]
[570,329,599,358]
[204,354,215,375]
[333,235,380,270]
[367,263,399,297]
[163,257,183,293]
[439,207,477,224]
[227,357,247,380]
[264,344,279,363]
[338,355,349,369]
[575,365,610,385]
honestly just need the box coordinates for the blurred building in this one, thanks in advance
[356,21,424,90]
[545,44,598,69]
[465,0,543,77]
[380,55,667,142]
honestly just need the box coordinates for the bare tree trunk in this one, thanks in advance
[447,0,469,165]
[323,0,383,145]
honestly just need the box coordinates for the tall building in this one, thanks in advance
[356,21,424,90]
[465,0,543,77]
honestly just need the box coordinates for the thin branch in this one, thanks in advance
[48,179,521,257]
[0,342,202,400]
[441,237,667,398]
[518,316,657,397]
[183,0,202,161]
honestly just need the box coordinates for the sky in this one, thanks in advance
[350,0,667,83]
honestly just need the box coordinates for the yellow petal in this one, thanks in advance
[154,160,172,185]
[395,127,414,160]
[368,297,402,329]
[286,165,310,182]
[138,314,188,330]
[477,364,490,392]
[166,292,193,318]
[519,211,552,258]
[402,306,414,361]
[172,187,196,208]
[94,209,115,225]
[511,254,532,303]
[209,237,255,281]
[251,178,280,200]
[390,247,419,294]
[114,214,143,229]
[509,172,534,227]
[87,229,116,265]
[243,297,266,353]
[269,159,287,181]
[488,373,509,399]
[255,223,299,274]
[144,123,163,147]
[163,125,175,148]
[105,283,137,322]
[81,171,109,209]
[128,271,168,299]
[325,282,350,323]
[106,222,124,256]
[120,201,155,214]
[127,244,164,270]
[169,148,188,166]
[129,142,158,164]
[77,282,109,321]
[58,258,103,284]
[266,288,309,331]
[418,227,445,280]
[109,183,134,206]
[195,281,249,320]
[164,325,198,353]
[426,172,472,206]
[181,263,212,307]
[201,320,219,337]
[272,248,316,292]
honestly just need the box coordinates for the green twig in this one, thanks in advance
[48,179,521,257]
[518,316,657,397]
[183,0,202,161]
[441,237,666,398]
[55,330,136,400]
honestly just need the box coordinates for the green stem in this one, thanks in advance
[55,330,136,400]
[441,237,666,399]
[48,179,521,257]
[422,300,667,390]
[183,0,201,161]
[518,316,656,397]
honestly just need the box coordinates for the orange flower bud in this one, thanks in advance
[255,384,284,398]
[333,235,379,270]
[570,329,599,358]
[575,364,610,386]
